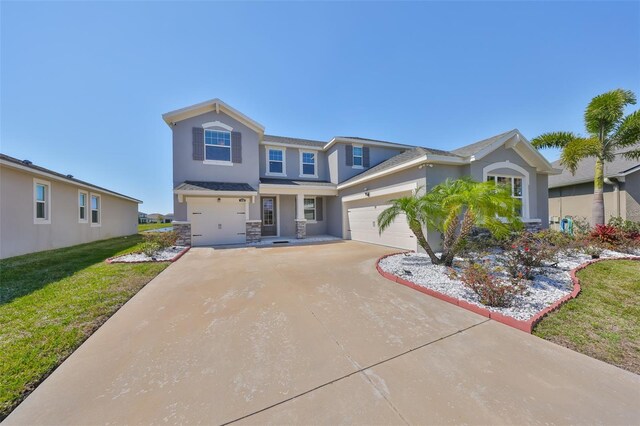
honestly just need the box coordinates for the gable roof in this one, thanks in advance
[263,134,326,149]
[451,129,517,157]
[549,150,640,188]
[162,99,265,134]
[175,181,256,192]
[0,153,142,203]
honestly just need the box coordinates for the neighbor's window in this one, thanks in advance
[487,175,523,216]
[353,146,363,167]
[79,191,88,222]
[204,129,231,162]
[268,148,285,174]
[301,152,316,176]
[34,179,50,223]
[91,194,101,225]
[304,198,316,221]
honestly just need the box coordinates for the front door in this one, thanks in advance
[261,197,277,236]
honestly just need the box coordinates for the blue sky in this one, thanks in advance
[2,1,638,214]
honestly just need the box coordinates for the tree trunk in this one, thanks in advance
[443,210,475,266]
[592,158,605,226]
[443,214,459,252]
[409,223,441,265]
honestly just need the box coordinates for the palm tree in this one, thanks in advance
[377,178,521,266]
[532,89,640,225]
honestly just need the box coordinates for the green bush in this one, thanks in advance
[141,241,161,257]
[142,231,178,249]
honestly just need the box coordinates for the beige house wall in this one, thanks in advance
[0,166,138,259]
[548,182,626,223]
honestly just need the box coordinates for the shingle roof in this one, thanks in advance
[450,129,517,157]
[176,181,257,192]
[0,153,141,203]
[337,136,414,146]
[260,178,336,187]
[548,150,640,188]
[340,147,458,186]
[263,134,326,148]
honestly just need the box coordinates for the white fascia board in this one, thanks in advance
[466,132,518,163]
[337,155,429,190]
[260,141,323,151]
[162,98,265,134]
[0,159,142,204]
[324,137,415,151]
[341,181,418,203]
[258,184,337,196]
[174,189,258,197]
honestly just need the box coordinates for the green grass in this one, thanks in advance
[138,222,172,232]
[0,235,169,419]
[534,260,640,374]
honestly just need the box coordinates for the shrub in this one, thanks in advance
[459,262,526,307]
[608,217,640,239]
[502,232,555,279]
[590,224,619,246]
[535,229,576,250]
[572,216,591,237]
[141,241,161,257]
[142,231,178,249]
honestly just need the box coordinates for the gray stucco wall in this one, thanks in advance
[548,181,622,223]
[536,174,549,228]
[329,143,405,184]
[625,171,640,221]
[0,166,138,259]
[171,110,261,221]
[259,146,329,182]
[273,194,328,237]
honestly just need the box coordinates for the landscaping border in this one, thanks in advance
[105,246,190,264]
[375,253,640,333]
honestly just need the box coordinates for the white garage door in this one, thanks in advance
[347,204,416,250]
[188,198,247,246]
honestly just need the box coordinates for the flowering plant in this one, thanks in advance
[458,261,526,307]
[502,232,554,279]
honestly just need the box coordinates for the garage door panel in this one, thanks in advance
[188,198,247,246]
[347,203,416,251]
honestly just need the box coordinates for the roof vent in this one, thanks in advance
[66,174,74,178]
[22,159,32,165]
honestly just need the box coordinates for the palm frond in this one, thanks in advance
[531,131,581,149]
[559,137,601,174]
[611,109,640,149]
[585,89,637,136]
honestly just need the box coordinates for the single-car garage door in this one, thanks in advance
[347,204,417,250]
[188,198,246,246]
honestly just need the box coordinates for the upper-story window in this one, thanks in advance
[205,130,231,162]
[353,146,363,167]
[487,175,523,216]
[34,178,51,224]
[267,147,286,175]
[300,151,316,177]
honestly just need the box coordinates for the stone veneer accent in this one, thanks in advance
[295,219,307,239]
[172,221,191,246]
[246,220,262,243]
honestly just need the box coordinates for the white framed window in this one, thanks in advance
[300,151,317,177]
[33,178,51,224]
[352,145,363,168]
[204,129,232,164]
[267,147,286,176]
[78,190,88,223]
[487,175,524,217]
[90,193,101,226]
[304,197,316,221]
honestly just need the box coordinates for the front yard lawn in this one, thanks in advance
[533,260,640,374]
[138,222,172,232]
[0,235,169,419]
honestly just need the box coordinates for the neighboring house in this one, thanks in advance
[163,99,556,251]
[147,213,163,223]
[0,154,141,259]
[548,150,640,224]
[164,213,174,223]
[138,212,148,224]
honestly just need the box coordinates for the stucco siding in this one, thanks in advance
[548,182,622,222]
[278,195,296,237]
[259,146,329,182]
[326,195,342,237]
[0,166,138,259]
[625,172,640,221]
[333,144,405,184]
[536,174,549,228]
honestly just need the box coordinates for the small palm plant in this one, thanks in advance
[377,178,522,266]
[532,89,640,225]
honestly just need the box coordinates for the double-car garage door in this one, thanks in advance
[188,198,247,246]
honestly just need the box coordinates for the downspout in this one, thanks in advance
[604,177,620,218]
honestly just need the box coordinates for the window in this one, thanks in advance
[304,198,316,221]
[353,146,363,167]
[34,178,50,224]
[268,148,285,175]
[301,151,316,177]
[204,129,231,163]
[79,190,88,222]
[91,194,101,226]
[262,198,274,225]
[487,175,523,216]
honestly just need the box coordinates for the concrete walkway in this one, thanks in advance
[6,241,639,425]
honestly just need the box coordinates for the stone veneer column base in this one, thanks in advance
[246,220,262,243]
[172,221,191,246]
[295,219,307,239]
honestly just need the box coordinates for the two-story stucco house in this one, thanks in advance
[163,99,556,251]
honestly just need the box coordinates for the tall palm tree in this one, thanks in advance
[377,179,521,266]
[532,89,640,225]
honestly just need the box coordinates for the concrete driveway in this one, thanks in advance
[6,241,639,425]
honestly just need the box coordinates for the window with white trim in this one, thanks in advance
[353,146,363,167]
[34,179,50,224]
[91,194,101,226]
[204,129,231,162]
[268,148,285,175]
[304,198,316,221]
[79,190,88,222]
[487,175,523,216]
[301,151,316,176]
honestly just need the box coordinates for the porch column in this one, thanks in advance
[295,193,307,239]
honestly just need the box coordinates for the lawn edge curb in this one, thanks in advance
[105,246,191,264]
[375,252,640,334]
